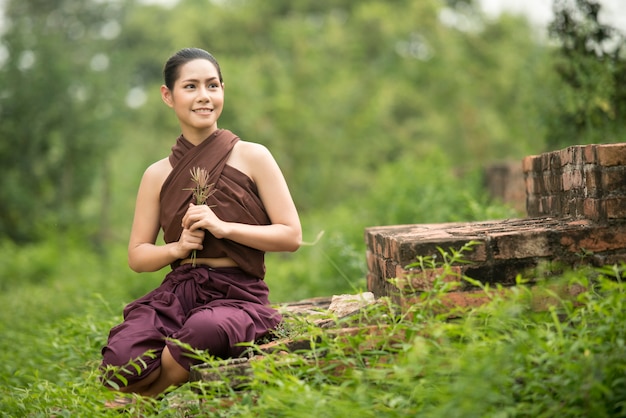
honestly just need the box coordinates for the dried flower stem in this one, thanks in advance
[185,167,215,267]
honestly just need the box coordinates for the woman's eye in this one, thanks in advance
[184,84,195,89]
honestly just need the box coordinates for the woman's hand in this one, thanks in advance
[182,203,229,239]
[173,226,205,259]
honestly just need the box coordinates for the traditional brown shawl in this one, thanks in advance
[160,129,270,279]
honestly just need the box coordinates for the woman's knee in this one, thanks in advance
[171,308,255,361]
[174,311,231,356]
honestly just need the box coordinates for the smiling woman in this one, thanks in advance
[100,47,302,402]
[160,58,225,144]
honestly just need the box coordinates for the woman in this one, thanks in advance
[101,48,301,398]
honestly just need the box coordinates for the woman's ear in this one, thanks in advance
[160,85,173,108]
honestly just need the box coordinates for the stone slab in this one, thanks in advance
[365,217,626,303]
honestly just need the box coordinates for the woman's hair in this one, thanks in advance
[163,48,223,90]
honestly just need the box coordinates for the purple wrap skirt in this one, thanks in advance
[100,264,281,388]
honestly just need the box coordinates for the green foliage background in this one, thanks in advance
[0,0,625,416]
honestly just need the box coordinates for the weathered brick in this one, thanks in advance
[491,231,552,259]
[394,266,464,292]
[582,198,602,221]
[550,151,563,170]
[560,147,573,166]
[601,168,626,192]
[541,152,551,170]
[562,145,586,167]
[583,144,597,164]
[584,165,602,197]
[559,224,626,253]
[595,143,626,166]
[548,194,562,216]
[526,195,540,217]
[606,197,626,219]
[562,168,583,191]
[543,172,562,194]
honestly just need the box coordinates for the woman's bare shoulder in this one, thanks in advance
[229,140,274,179]
[141,157,172,187]
[233,140,274,166]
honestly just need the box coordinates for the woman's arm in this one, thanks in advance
[182,142,302,252]
[128,158,204,272]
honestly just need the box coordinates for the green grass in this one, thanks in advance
[1,235,625,417]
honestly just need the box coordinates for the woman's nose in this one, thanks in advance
[198,86,211,100]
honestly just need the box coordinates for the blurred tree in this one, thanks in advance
[121,0,554,212]
[547,0,626,147]
[0,0,560,243]
[0,0,133,243]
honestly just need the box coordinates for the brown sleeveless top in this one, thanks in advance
[159,129,270,279]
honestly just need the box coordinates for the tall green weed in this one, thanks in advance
[1,240,625,416]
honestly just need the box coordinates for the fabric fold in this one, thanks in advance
[159,129,270,279]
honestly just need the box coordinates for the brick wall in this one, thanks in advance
[524,143,626,221]
[365,143,626,309]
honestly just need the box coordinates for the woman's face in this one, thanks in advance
[161,58,224,139]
